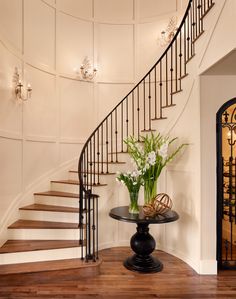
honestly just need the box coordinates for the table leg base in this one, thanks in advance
[124,254,163,273]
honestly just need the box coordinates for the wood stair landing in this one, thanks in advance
[0,257,102,275]
[0,240,82,254]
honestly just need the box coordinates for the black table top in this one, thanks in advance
[109,206,179,224]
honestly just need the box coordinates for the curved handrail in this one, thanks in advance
[78,0,214,261]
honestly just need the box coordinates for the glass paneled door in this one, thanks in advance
[217,99,236,269]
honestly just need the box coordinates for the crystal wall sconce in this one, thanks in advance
[14,68,32,101]
[158,16,178,47]
[74,57,97,80]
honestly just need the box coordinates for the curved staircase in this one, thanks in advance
[0,0,215,275]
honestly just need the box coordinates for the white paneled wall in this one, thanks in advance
[0,0,185,244]
[24,0,55,69]
[94,0,134,22]
[57,13,93,74]
[97,24,134,82]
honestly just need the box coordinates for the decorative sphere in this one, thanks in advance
[153,193,172,215]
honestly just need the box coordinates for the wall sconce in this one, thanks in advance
[158,16,178,47]
[74,57,97,80]
[14,68,32,101]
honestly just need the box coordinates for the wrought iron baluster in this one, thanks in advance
[175,39,178,92]
[93,135,96,185]
[184,20,187,76]
[126,97,129,139]
[132,92,134,136]
[110,114,113,162]
[187,14,190,61]
[96,196,99,260]
[137,86,140,140]
[170,45,173,105]
[115,108,118,162]
[106,118,109,173]
[160,60,163,118]
[143,79,146,131]
[179,29,182,90]
[148,73,151,130]
[154,66,157,119]
[165,54,169,106]
[97,129,100,184]
[121,102,124,152]
[101,123,104,173]
[92,196,95,261]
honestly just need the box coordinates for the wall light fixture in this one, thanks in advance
[74,57,97,80]
[14,68,32,101]
[158,16,178,47]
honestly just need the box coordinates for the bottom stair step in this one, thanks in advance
[0,257,101,275]
[0,240,82,253]
[0,240,85,265]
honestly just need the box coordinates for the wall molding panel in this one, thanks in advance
[0,0,187,252]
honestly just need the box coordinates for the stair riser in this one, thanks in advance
[20,210,80,223]
[0,247,83,265]
[8,229,82,240]
[35,195,79,208]
[69,172,110,182]
[50,182,108,194]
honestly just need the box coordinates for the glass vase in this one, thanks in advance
[144,178,158,204]
[129,191,139,214]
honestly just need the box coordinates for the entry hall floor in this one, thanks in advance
[0,247,235,299]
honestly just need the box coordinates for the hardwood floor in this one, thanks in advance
[0,247,236,299]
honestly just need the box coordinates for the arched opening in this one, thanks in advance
[217,98,236,269]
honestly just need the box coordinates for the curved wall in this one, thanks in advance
[0,0,187,244]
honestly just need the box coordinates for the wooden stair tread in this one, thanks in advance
[0,257,101,275]
[141,129,156,132]
[70,170,115,175]
[34,191,79,198]
[51,179,107,187]
[88,161,126,164]
[170,89,183,95]
[0,240,82,254]
[8,219,81,229]
[19,204,79,213]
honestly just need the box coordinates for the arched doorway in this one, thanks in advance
[217,98,236,269]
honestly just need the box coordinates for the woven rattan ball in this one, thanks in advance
[153,193,172,215]
[143,203,156,217]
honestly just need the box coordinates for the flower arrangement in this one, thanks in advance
[116,170,143,213]
[124,132,186,204]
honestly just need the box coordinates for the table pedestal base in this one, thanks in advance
[124,222,163,273]
[124,254,163,273]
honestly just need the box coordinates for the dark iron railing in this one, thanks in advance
[78,0,215,262]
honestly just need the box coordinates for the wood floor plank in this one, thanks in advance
[0,247,235,298]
